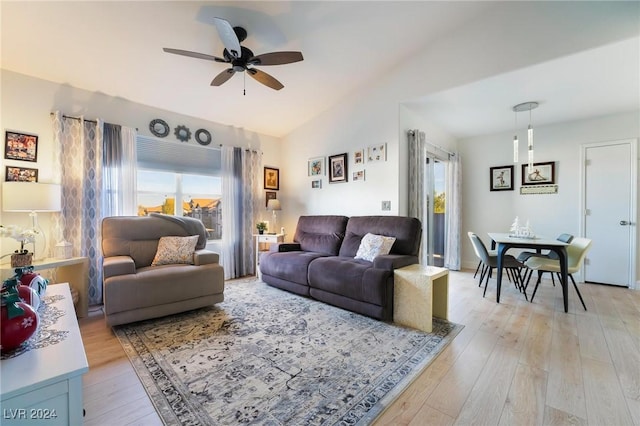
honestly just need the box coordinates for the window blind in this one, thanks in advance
[137,135,221,175]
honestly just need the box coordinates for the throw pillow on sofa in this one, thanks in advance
[151,235,199,266]
[354,233,396,262]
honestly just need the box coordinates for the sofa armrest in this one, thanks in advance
[103,255,136,278]
[270,243,302,253]
[193,249,219,265]
[373,254,419,271]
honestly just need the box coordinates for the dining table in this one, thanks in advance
[487,232,570,312]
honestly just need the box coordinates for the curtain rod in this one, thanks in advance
[426,141,455,157]
[407,130,455,157]
[219,144,260,154]
[49,112,138,130]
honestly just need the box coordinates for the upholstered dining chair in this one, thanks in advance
[468,232,526,300]
[518,233,574,287]
[524,237,592,310]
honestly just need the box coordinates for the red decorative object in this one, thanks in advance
[17,285,40,310]
[19,271,47,297]
[1,301,39,352]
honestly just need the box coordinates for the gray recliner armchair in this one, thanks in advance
[101,214,224,326]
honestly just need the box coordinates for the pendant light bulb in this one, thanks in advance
[513,135,519,163]
[527,124,533,149]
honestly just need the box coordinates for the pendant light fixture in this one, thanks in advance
[512,101,539,171]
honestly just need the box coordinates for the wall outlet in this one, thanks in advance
[381,201,391,211]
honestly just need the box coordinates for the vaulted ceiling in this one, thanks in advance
[1,1,638,139]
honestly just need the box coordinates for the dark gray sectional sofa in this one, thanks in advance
[259,215,422,320]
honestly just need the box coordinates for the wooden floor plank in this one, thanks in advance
[453,344,520,425]
[545,312,587,419]
[576,313,611,364]
[424,330,498,418]
[498,363,547,426]
[582,357,634,425]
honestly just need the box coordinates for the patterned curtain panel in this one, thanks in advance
[444,154,462,270]
[408,129,427,265]
[51,112,104,304]
[221,146,261,279]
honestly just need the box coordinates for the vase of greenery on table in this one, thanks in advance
[256,222,267,235]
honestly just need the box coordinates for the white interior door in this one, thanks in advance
[582,139,637,287]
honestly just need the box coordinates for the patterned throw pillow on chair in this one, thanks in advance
[354,233,396,262]
[151,235,199,266]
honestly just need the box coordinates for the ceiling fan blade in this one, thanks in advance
[163,48,228,63]
[248,51,304,66]
[247,68,284,90]
[213,17,241,59]
[211,69,236,86]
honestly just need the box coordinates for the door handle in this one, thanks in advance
[620,220,629,226]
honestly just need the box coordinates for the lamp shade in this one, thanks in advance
[2,182,62,212]
[266,199,281,211]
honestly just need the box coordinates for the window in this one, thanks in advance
[136,136,222,240]
[137,170,222,240]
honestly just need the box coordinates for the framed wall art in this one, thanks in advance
[308,157,325,176]
[522,161,555,185]
[311,179,322,189]
[328,153,348,183]
[367,143,386,162]
[353,170,365,181]
[489,165,514,191]
[6,166,38,182]
[265,191,277,207]
[264,167,280,190]
[353,149,365,165]
[5,131,38,162]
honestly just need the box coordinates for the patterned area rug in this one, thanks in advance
[114,278,462,425]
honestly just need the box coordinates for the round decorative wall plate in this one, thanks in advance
[195,129,212,146]
[174,125,191,142]
[149,119,170,138]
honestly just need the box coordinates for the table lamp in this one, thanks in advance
[2,182,62,260]
[266,198,281,234]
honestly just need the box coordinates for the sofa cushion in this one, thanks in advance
[260,251,328,285]
[293,215,349,255]
[339,216,422,258]
[151,235,199,266]
[354,233,396,261]
[308,257,391,306]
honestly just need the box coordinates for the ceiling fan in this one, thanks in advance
[163,17,303,92]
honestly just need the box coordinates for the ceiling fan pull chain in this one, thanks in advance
[243,72,246,96]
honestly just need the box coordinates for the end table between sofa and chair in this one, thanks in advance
[255,233,285,279]
[393,264,449,333]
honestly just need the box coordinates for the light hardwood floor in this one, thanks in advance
[79,271,640,425]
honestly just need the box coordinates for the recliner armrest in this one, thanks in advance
[373,254,419,271]
[271,243,301,252]
[103,255,136,278]
[193,249,219,265]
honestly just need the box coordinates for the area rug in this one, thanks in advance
[114,278,462,425]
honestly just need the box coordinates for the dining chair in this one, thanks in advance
[518,233,574,287]
[468,232,526,300]
[524,237,592,310]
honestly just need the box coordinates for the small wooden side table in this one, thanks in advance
[393,264,449,332]
[254,233,285,279]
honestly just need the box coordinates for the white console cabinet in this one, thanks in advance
[1,284,88,425]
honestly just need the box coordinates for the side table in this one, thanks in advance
[0,257,89,318]
[393,264,449,332]
[1,283,89,425]
[254,233,285,279]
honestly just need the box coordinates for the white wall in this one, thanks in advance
[278,1,639,245]
[0,70,282,254]
[458,111,640,282]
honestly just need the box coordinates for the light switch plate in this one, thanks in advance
[381,201,391,211]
